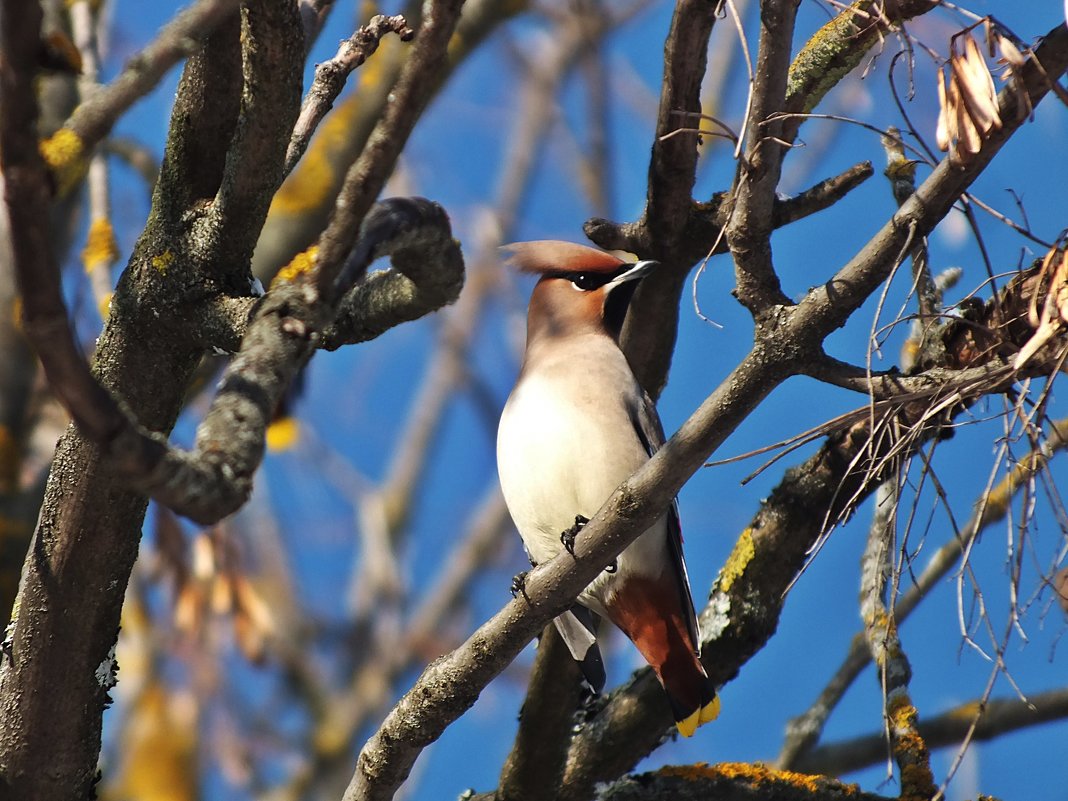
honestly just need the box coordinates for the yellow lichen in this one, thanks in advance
[658,762,858,795]
[271,245,319,288]
[948,700,983,721]
[151,250,175,276]
[271,93,362,215]
[82,217,119,274]
[887,693,917,727]
[39,128,87,195]
[265,417,300,452]
[717,528,755,593]
[786,1,880,112]
[98,291,113,321]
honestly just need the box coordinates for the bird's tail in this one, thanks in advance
[606,576,720,737]
[659,647,719,737]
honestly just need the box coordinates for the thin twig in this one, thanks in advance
[284,15,414,177]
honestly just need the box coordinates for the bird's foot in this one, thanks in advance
[510,570,529,599]
[560,514,589,556]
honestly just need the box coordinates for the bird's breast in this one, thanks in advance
[496,341,652,568]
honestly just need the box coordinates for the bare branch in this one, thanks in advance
[312,0,466,300]
[609,0,724,396]
[725,0,797,315]
[284,15,415,177]
[585,161,875,267]
[860,480,937,798]
[795,687,1068,777]
[45,0,243,190]
[133,199,460,524]
[496,627,586,801]
[777,416,1068,769]
[794,22,1068,344]
[783,0,939,142]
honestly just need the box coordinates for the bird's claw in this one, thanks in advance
[560,514,589,557]
[510,570,529,599]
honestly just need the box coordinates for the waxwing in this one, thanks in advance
[497,240,718,737]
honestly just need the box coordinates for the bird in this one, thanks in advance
[496,240,718,737]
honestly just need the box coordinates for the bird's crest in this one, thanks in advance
[502,241,625,275]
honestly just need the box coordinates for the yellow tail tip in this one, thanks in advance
[676,695,720,738]
[701,694,721,724]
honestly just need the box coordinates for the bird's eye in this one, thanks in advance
[570,273,598,291]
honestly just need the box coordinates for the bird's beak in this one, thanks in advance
[605,260,657,292]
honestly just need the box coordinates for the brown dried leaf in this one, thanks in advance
[996,33,1028,70]
[232,575,276,663]
[937,31,1005,165]
[954,35,1001,135]
[233,575,276,636]
[173,583,201,634]
[1015,246,1068,368]
[936,68,952,152]
[191,532,214,581]
[1055,566,1068,615]
[210,574,233,615]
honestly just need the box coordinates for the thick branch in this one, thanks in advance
[597,763,888,801]
[130,199,460,524]
[55,0,242,172]
[642,0,721,250]
[207,0,304,268]
[726,0,796,315]
[496,627,585,801]
[604,0,722,397]
[782,0,939,143]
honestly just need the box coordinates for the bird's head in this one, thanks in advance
[502,240,657,344]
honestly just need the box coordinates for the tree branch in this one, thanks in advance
[284,15,415,177]
[596,762,889,801]
[777,416,1068,769]
[556,217,1068,801]
[344,347,790,801]
[496,627,586,801]
[725,0,797,315]
[793,22,1068,344]
[127,199,460,524]
[782,0,939,143]
[43,0,243,191]
[610,0,723,397]
[312,0,465,299]
[794,688,1068,777]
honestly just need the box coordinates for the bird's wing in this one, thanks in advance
[553,607,606,692]
[630,391,702,654]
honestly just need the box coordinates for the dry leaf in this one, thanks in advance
[1015,245,1068,369]
[936,29,1010,165]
